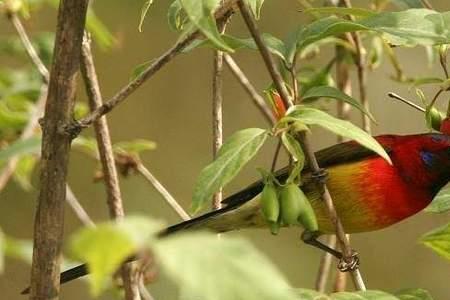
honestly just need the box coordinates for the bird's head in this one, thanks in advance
[393,133,450,196]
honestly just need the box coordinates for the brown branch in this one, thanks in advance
[75,1,238,130]
[223,54,276,125]
[7,13,49,83]
[237,0,365,291]
[136,163,190,221]
[80,35,141,300]
[29,1,89,299]
[236,0,292,110]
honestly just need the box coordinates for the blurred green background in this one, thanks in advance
[0,0,449,299]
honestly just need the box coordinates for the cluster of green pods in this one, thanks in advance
[260,182,318,235]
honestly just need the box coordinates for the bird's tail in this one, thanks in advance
[22,183,266,294]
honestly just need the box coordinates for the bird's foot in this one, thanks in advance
[338,251,360,272]
[311,168,328,184]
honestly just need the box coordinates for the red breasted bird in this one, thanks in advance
[24,132,450,291]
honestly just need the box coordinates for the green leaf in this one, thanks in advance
[395,288,434,300]
[130,59,154,81]
[245,0,265,19]
[72,136,98,158]
[0,136,41,162]
[426,187,450,213]
[13,154,37,191]
[282,106,391,164]
[331,290,398,299]
[4,236,33,264]
[305,7,376,18]
[168,0,187,31]
[421,222,450,261]
[86,9,116,51]
[154,233,298,300]
[68,216,162,296]
[292,288,329,300]
[281,132,304,164]
[139,0,155,32]
[391,0,425,9]
[192,128,268,213]
[179,0,233,52]
[302,86,375,122]
[113,139,157,155]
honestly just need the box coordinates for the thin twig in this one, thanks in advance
[136,163,190,221]
[29,1,89,298]
[420,0,433,9]
[223,54,276,124]
[7,13,49,83]
[75,2,238,130]
[315,235,336,292]
[271,139,282,172]
[80,35,141,300]
[212,16,229,210]
[237,0,292,110]
[65,185,95,228]
[237,0,365,291]
[387,93,425,112]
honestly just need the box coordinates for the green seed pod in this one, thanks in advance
[297,192,319,232]
[427,106,444,131]
[279,183,302,225]
[269,221,280,235]
[261,183,280,223]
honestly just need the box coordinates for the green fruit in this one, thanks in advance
[261,183,279,223]
[427,106,444,131]
[279,183,302,225]
[297,193,318,232]
[269,221,280,235]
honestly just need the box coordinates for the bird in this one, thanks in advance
[22,132,450,293]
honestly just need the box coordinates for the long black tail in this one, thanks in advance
[21,178,267,294]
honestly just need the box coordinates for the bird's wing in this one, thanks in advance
[221,135,395,207]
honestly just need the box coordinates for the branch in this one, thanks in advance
[7,13,49,83]
[80,35,141,300]
[65,185,95,228]
[29,1,89,299]
[223,54,276,125]
[237,0,366,291]
[136,163,190,221]
[74,1,238,130]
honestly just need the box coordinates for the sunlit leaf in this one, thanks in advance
[281,132,304,164]
[282,106,391,164]
[4,236,33,264]
[0,137,41,162]
[139,0,155,32]
[331,290,398,299]
[426,187,450,213]
[395,288,434,300]
[168,0,187,31]
[155,233,298,300]
[68,216,163,296]
[302,86,375,122]
[72,136,98,158]
[292,288,329,300]
[179,0,233,52]
[113,139,157,155]
[13,154,37,191]
[191,128,268,213]
[421,222,450,261]
[305,7,376,18]
[245,0,265,19]
[391,0,425,9]
[130,59,154,81]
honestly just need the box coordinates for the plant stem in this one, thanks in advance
[223,54,276,125]
[29,1,89,299]
[80,35,141,300]
[76,1,238,130]
[237,0,365,291]
[8,13,49,83]
[387,93,425,112]
[65,185,95,228]
[136,163,190,221]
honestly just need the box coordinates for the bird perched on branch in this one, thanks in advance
[24,132,450,292]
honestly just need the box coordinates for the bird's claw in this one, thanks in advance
[338,251,360,272]
[312,168,329,184]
